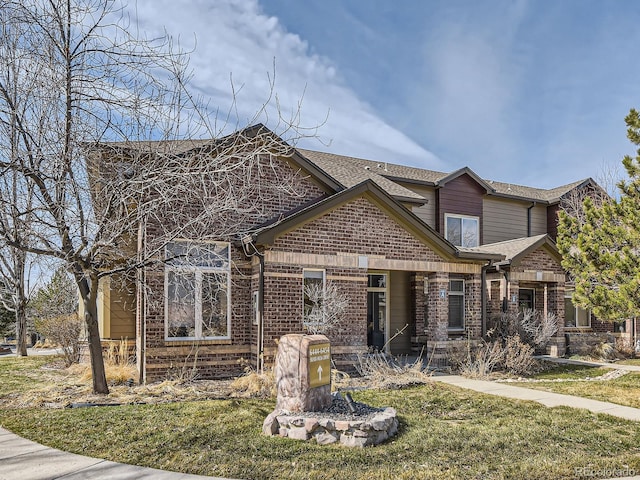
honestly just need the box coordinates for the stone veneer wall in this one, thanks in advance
[263,408,399,447]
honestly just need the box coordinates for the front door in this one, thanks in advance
[367,273,388,351]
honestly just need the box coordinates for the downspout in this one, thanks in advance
[241,235,265,373]
[502,270,510,313]
[137,219,146,384]
[258,253,265,373]
[481,260,493,337]
[481,263,487,337]
[527,202,536,237]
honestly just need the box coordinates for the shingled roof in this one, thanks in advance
[297,148,595,204]
[459,234,561,266]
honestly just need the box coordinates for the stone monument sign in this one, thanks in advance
[275,334,332,412]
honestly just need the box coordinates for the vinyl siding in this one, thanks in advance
[404,185,436,228]
[483,197,527,244]
[530,205,547,236]
[389,270,411,354]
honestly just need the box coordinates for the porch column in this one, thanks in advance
[425,272,449,364]
[548,282,566,356]
[426,272,449,342]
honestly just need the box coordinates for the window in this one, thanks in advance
[519,288,535,312]
[445,214,479,247]
[303,269,325,321]
[448,279,465,330]
[165,242,231,340]
[564,295,590,329]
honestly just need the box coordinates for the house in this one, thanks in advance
[92,125,629,382]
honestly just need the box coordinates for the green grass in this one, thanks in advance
[0,355,54,396]
[532,363,613,380]
[512,363,640,409]
[616,358,640,366]
[2,356,640,479]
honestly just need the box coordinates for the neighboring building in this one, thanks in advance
[92,125,628,382]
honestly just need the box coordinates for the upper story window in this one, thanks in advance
[165,241,231,341]
[445,214,479,247]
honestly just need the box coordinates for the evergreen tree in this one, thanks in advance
[558,109,640,321]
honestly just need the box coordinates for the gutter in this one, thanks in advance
[527,202,536,237]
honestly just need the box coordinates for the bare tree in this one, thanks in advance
[0,10,38,356]
[302,281,349,335]
[0,0,314,393]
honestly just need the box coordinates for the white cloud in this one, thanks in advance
[130,0,442,169]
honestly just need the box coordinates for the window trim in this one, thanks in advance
[519,288,536,312]
[164,241,232,341]
[302,269,326,323]
[444,214,480,247]
[448,278,465,331]
[367,271,390,353]
[564,293,591,329]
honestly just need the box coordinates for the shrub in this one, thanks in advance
[354,351,432,388]
[455,340,504,378]
[503,335,536,376]
[229,367,275,398]
[302,281,349,335]
[34,313,82,366]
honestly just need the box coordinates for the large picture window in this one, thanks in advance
[564,294,590,329]
[165,241,231,340]
[445,214,479,247]
[448,279,465,330]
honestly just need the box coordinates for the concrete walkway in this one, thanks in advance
[0,427,233,480]
[433,374,640,421]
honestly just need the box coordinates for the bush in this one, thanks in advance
[354,351,432,388]
[454,340,504,378]
[503,335,536,376]
[34,314,82,366]
[229,367,275,398]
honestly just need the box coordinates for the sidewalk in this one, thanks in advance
[0,428,233,480]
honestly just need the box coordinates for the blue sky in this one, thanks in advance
[134,0,640,189]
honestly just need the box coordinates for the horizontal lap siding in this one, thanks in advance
[483,197,527,244]
[390,270,411,354]
[401,184,436,228]
[530,205,547,236]
[438,174,484,240]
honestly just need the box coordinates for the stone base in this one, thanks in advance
[262,407,398,447]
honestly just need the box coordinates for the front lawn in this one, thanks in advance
[2,356,640,479]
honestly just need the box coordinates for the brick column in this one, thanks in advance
[465,274,482,339]
[426,272,449,365]
[548,282,566,356]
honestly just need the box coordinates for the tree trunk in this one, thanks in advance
[78,273,109,394]
[15,302,28,356]
[14,251,28,356]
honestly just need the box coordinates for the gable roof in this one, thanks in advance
[250,179,503,262]
[297,147,596,205]
[461,234,561,266]
[295,149,426,202]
